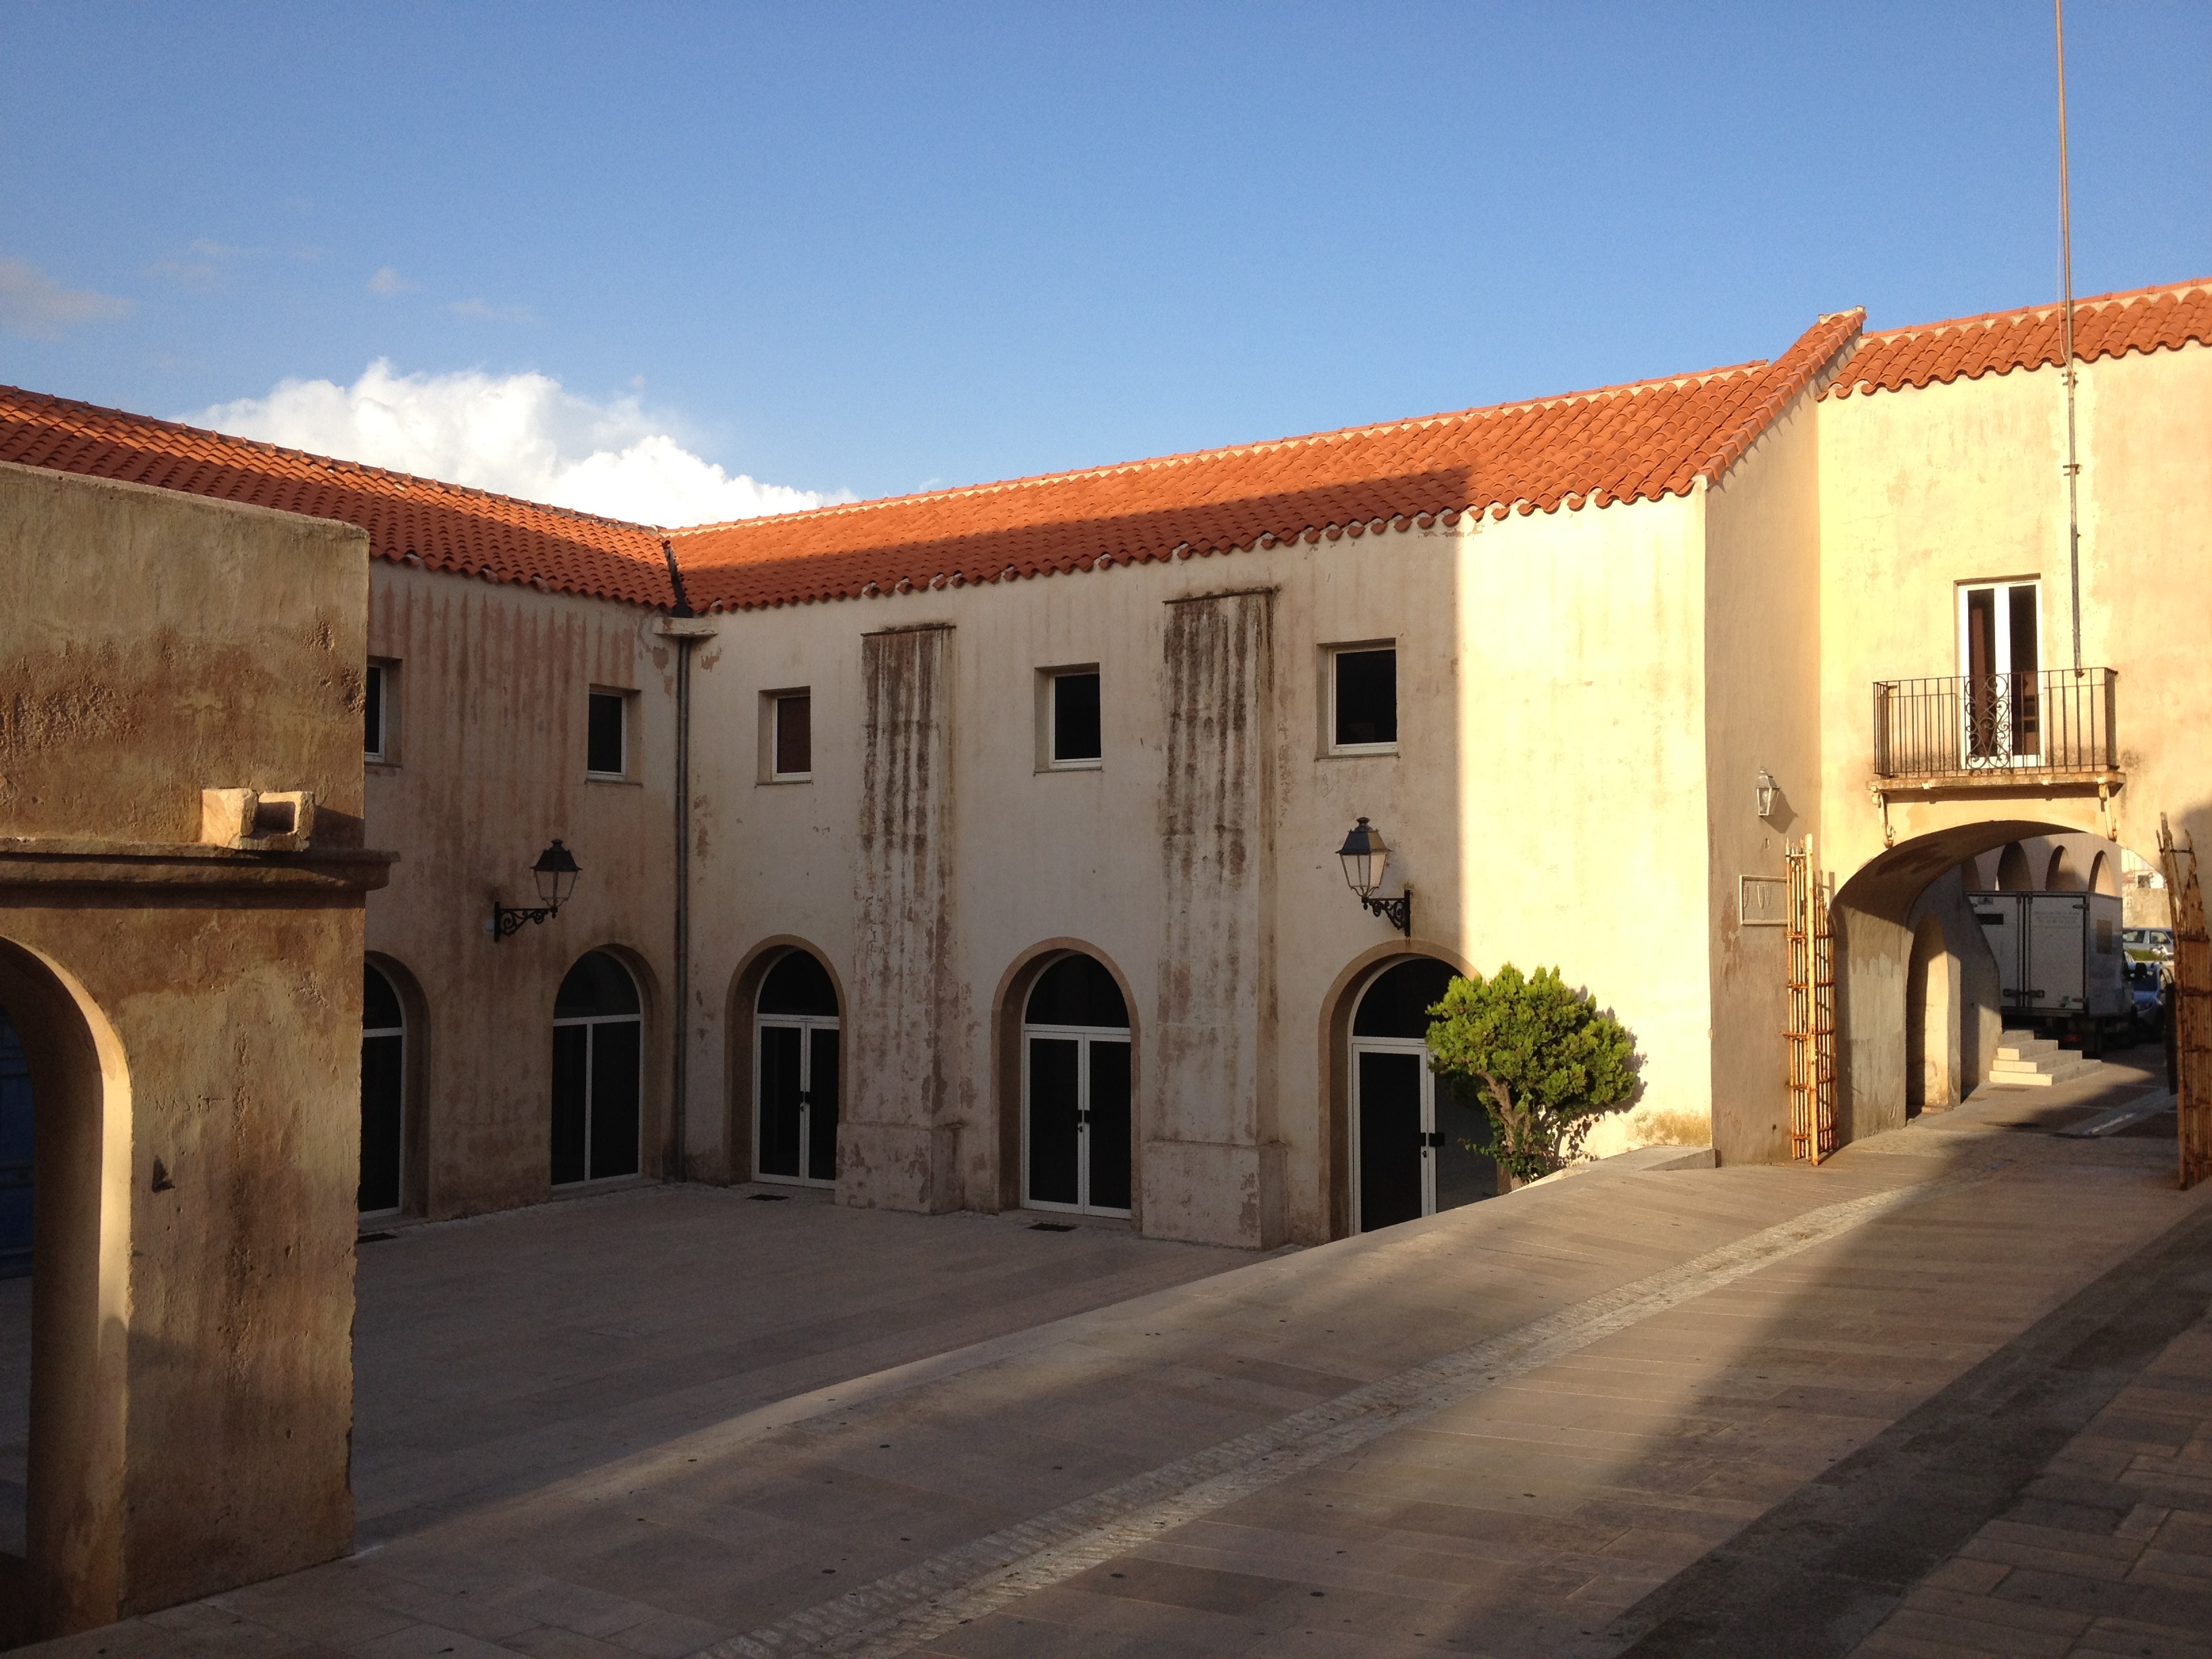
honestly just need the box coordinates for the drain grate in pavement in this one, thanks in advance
[746,1192,790,1202]
[356,1231,398,1244]
[1029,1222,1076,1232]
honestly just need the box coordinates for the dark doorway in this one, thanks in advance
[1023,954,1132,1216]
[0,1009,26,1578]
[360,966,404,1215]
[755,950,839,1185]
[1350,957,1496,1233]
[551,951,642,1186]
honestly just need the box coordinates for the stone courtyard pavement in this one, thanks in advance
[24,1048,2212,1659]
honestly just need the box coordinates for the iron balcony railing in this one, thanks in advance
[1873,667,2118,781]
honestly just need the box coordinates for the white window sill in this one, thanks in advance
[764,773,814,785]
[585,773,642,786]
[1323,743,1400,759]
[1042,758,1103,773]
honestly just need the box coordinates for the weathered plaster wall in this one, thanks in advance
[683,489,1725,1244]
[0,463,377,1635]
[1151,591,1277,1246]
[1818,343,2212,1132]
[1702,370,1832,1163]
[844,625,960,1213]
[362,562,676,1217]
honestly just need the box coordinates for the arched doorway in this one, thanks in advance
[359,964,405,1216]
[1023,954,1131,1216]
[755,950,840,1186]
[0,1008,28,1580]
[551,951,642,1187]
[1349,956,1495,1233]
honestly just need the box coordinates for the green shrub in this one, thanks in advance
[1425,964,1641,1184]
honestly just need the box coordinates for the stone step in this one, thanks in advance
[1988,1054,2104,1088]
[1995,1034,2060,1062]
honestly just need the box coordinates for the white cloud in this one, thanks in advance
[366,266,417,296]
[187,360,838,528]
[447,297,535,324]
[0,256,135,339]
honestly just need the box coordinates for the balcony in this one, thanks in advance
[1872,668,2119,785]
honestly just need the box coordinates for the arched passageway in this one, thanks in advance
[0,940,127,1641]
[0,1008,29,1583]
[1347,956,1495,1234]
[755,949,840,1186]
[1837,821,2148,1143]
[1021,954,1131,1216]
[551,951,642,1187]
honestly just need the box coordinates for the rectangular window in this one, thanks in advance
[364,662,388,761]
[773,692,813,779]
[586,689,628,778]
[1049,670,1102,767]
[1329,644,1397,753]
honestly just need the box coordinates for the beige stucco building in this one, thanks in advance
[1,274,2206,1623]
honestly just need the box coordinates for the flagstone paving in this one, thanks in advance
[18,1045,2209,1659]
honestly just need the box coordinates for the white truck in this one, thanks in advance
[1967,889,2129,1052]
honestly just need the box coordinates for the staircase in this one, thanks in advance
[1989,1030,2105,1088]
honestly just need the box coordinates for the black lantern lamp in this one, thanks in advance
[493,839,581,939]
[1337,817,1412,937]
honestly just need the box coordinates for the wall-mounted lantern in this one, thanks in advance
[1755,768,1778,820]
[492,839,581,940]
[1337,817,1412,937]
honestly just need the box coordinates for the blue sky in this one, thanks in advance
[1,2,2206,520]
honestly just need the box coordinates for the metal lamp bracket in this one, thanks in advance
[1359,887,1414,938]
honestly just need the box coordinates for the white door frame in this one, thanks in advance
[1349,1035,1437,1233]
[551,1010,642,1184]
[1957,580,2042,766]
[754,1012,838,1187]
[1021,1021,1132,1217]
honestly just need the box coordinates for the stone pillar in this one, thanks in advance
[843,625,962,1212]
[1149,590,1280,1247]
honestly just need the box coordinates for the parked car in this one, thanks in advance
[2129,960,2167,1040]
[2123,926,2176,964]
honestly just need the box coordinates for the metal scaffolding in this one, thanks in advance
[1786,838,1837,1164]
[2157,815,2210,1190]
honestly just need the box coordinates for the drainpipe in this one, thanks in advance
[2055,0,2083,669]
[656,540,708,1183]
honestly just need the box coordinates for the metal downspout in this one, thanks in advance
[2056,0,2083,669]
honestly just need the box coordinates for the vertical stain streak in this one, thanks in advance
[1158,594,1275,1152]
[851,627,958,1206]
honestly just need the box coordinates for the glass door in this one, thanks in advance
[756,1015,838,1186]
[1959,582,2041,765]
[1351,1038,1496,1233]
[1023,1027,1132,1216]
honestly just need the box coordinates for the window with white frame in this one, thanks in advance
[1042,667,1101,769]
[586,689,630,779]
[764,689,812,781]
[365,661,396,762]
[1326,643,1397,754]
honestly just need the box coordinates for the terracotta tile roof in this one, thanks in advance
[1825,278,2212,401]
[0,386,674,607]
[669,312,1864,613]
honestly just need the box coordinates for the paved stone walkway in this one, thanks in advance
[19,1048,2209,1659]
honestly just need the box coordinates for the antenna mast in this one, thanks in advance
[2056,0,2083,669]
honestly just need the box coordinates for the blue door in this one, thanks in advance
[0,1015,30,1278]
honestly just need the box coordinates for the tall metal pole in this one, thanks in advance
[2057,0,2083,669]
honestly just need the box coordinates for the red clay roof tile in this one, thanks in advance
[0,386,674,607]
[1824,279,2212,401]
[668,311,1865,613]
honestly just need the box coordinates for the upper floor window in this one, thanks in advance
[364,662,392,762]
[771,691,813,781]
[1044,668,1101,769]
[586,689,629,779]
[1327,644,1397,754]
